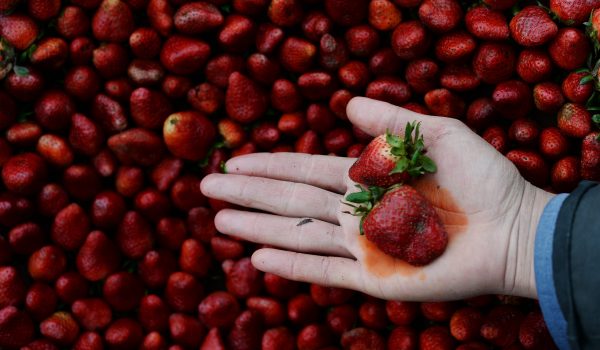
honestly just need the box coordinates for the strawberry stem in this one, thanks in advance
[344,185,387,235]
[387,122,437,177]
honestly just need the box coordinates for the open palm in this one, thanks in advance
[201,97,554,301]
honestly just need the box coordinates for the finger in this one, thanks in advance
[347,97,446,137]
[225,153,353,194]
[201,174,341,224]
[252,248,361,290]
[215,209,352,258]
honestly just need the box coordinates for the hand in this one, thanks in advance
[200,97,555,301]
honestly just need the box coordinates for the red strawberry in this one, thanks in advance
[150,158,183,191]
[388,326,417,350]
[425,88,465,117]
[268,0,303,27]
[55,272,89,304]
[420,326,455,350]
[345,25,380,57]
[141,332,166,350]
[1,153,47,196]
[508,119,539,146]
[557,103,592,138]
[51,203,89,251]
[178,239,211,278]
[324,128,353,154]
[104,318,143,350]
[540,127,569,159]
[201,328,226,350]
[166,272,203,312]
[492,80,533,120]
[369,48,402,76]
[346,184,448,265]
[0,0,20,14]
[581,132,600,181]
[116,211,154,259]
[57,6,90,39]
[405,59,439,94]
[0,194,34,228]
[420,301,458,322]
[510,6,558,47]
[480,305,524,346]
[138,295,169,332]
[198,291,240,328]
[562,71,593,104]
[264,273,299,299]
[8,222,45,255]
[91,94,128,133]
[473,42,516,84]
[506,150,549,187]
[0,306,35,349]
[319,34,349,71]
[93,149,117,177]
[91,191,126,229]
[295,130,324,154]
[4,67,45,103]
[326,305,357,334]
[280,37,317,73]
[386,301,418,326]
[174,2,223,34]
[23,339,61,350]
[63,164,102,200]
[65,66,101,102]
[517,50,553,83]
[247,297,286,327]
[228,310,264,350]
[440,64,480,92]
[298,71,337,100]
[30,37,68,69]
[169,314,205,348]
[287,294,320,325]
[34,90,75,131]
[103,272,144,311]
[359,300,388,330]
[298,324,334,349]
[392,21,431,60]
[533,82,565,113]
[77,231,121,281]
[369,0,402,31]
[71,299,112,331]
[69,37,95,66]
[330,90,354,120]
[341,327,385,350]
[338,61,370,90]
[218,15,256,53]
[310,285,353,306]
[262,327,295,350]
[128,28,161,59]
[550,0,598,25]
[0,267,25,308]
[418,0,462,33]
[129,88,172,129]
[147,0,173,36]
[225,72,268,123]
[349,123,434,187]
[93,43,128,79]
[0,15,38,50]
[92,0,134,42]
[160,36,210,75]
[187,82,224,115]
[465,6,509,40]
[551,156,580,193]
[162,111,216,161]
[325,0,368,26]
[0,92,16,130]
[104,79,133,102]
[40,312,80,346]
[450,307,483,341]
[305,104,334,135]
[434,31,477,63]
[138,249,177,289]
[549,28,590,70]
[108,128,165,166]
[365,77,412,105]
[225,257,263,298]
[519,311,558,349]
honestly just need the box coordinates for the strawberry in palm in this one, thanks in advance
[348,122,436,187]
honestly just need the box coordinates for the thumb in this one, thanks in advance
[346,97,441,136]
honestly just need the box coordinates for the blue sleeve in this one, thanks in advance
[534,193,569,350]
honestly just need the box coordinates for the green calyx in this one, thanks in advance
[386,122,437,178]
[343,185,388,235]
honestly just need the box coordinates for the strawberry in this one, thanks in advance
[310,285,354,306]
[386,301,419,326]
[138,249,177,289]
[325,0,368,26]
[77,231,121,281]
[187,207,217,242]
[345,25,380,57]
[0,0,19,14]
[23,339,60,350]
[160,36,210,75]
[450,307,483,341]
[129,88,172,129]
[141,332,166,350]
[359,300,388,329]
[271,79,302,113]
[251,122,281,150]
[128,28,161,59]
[506,150,549,187]
[34,90,75,131]
[262,327,295,350]
[55,272,89,304]
[188,82,224,115]
[369,48,403,76]
[0,92,16,130]
[92,0,134,42]
[225,257,263,298]
[74,332,103,349]
[298,71,337,100]
[550,0,598,25]
[174,2,223,34]
[228,310,264,350]
[346,184,448,265]
[280,37,317,73]
[338,61,370,90]
[492,80,533,120]
[483,0,517,10]
[108,128,165,166]
[218,15,256,53]
[341,327,385,350]
[552,156,580,192]
[198,291,240,328]
[162,111,216,161]
[165,272,203,312]
[562,71,593,103]
[57,6,90,39]
[64,66,101,102]
[473,42,516,84]
[25,282,58,322]
[151,158,183,191]
[349,122,434,187]
[533,82,565,113]
[296,130,325,154]
[418,0,462,33]
[104,318,144,350]
[297,324,334,349]
[434,31,477,63]
[204,55,244,89]
[225,72,268,123]
[201,328,226,350]
[549,28,590,70]
[0,15,38,50]
[178,239,211,277]
[127,59,165,86]
[425,88,465,117]
[510,6,558,47]
[465,6,509,40]
[369,0,402,31]
[170,175,207,211]
[324,128,354,154]
[288,294,320,325]
[540,127,569,159]
[306,104,335,134]
[557,103,592,138]
[2,153,47,195]
[71,299,112,331]
[169,314,205,348]
[440,64,480,92]
[91,192,126,229]
[93,43,128,79]
[0,306,35,349]
[51,203,89,251]
[581,132,600,181]
[93,149,117,177]
[247,297,286,327]
[388,326,418,350]
[264,273,299,299]
[419,326,455,350]
[0,267,25,308]
[116,211,154,259]
[405,59,439,94]
[519,311,558,349]
[63,164,102,200]
[268,0,303,27]
[103,272,144,311]
[517,50,553,83]
[30,37,68,69]
[509,119,539,146]
[0,194,33,228]
[319,34,349,71]
[480,305,524,346]
[326,305,357,334]
[40,312,80,346]
[104,79,133,102]
[365,77,412,105]
[155,218,186,252]
[330,89,354,120]
[392,21,431,60]
[420,301,458,322]
[92,94,128,133]
[115,166,144,197]
[8,222,45,255]
[138,295,169,332]
[4,68,45,102]
[69,37,95,66]
[147,0,173,36]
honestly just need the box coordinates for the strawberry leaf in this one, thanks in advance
[390,158,409,174]
[12,65,28,76]
[345,191,371,203]
[420,156,437,173]
[592,114,600,124]
[580,75,595,85]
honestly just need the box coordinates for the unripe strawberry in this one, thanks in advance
[288,294,321,325]
[8,222,45,255]
[165,272,203,312]
[103,272,144,312]
[25,283,57,321]
[104,318,144,350]
[63,164,102,201]
[40,312,80,346]
[55,272,89,304]
[72,298,112,331]
[28,245,67,281]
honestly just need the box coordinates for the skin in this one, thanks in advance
[201,97,554,301]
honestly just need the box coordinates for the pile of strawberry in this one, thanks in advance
[0,0,599,348]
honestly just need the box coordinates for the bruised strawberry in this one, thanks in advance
[226,72,268,123]
[465,6,509,40]
[550,0,597,25]
[533,82,565,113]
[386,301,418,326]
[2,153,47,195]
[77,231,122,281]
[103,272,144,312]
[268,0,303,27]
[40,312,80,346]
[92,94,128,133]
[198,291,240,328]
[365,77,412,105]
[0,266,26,308]
[480,305,524,346]
[92,0,134,42]
[346,184,447,265]
[325,0,368,26]
[510,6,558,47]
[418,0,462,33]
[517,50,553,83]
[440,65,480,92]
[540,127,569,159]
[492,80,533,120]
[218,15,256,53]
[160,36,210,75]
[319,34,349,71]
[420,326,455,350]
[169,314,205,348]
[473,42,516,84]
[549,28,590,70]
[551,157,580,192]
[108,128,165,166]
[187,83,224,114]
[425,88,465,117]
[506,150,549,187]
[388,326,418,350]
[0,15,38,50]
[165,272,203,312]
[104,318,143,350]
[562,71,593,104]
[0,306,35,349]
[557,103,592,138]
[34,90,75,131]
[392,21,431,60]
[581,132,600,181]
[341,327,385,350]
[434,31,477,63]
[228,310,264,350]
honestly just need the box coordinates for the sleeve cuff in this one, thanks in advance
[535,193,569,350]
